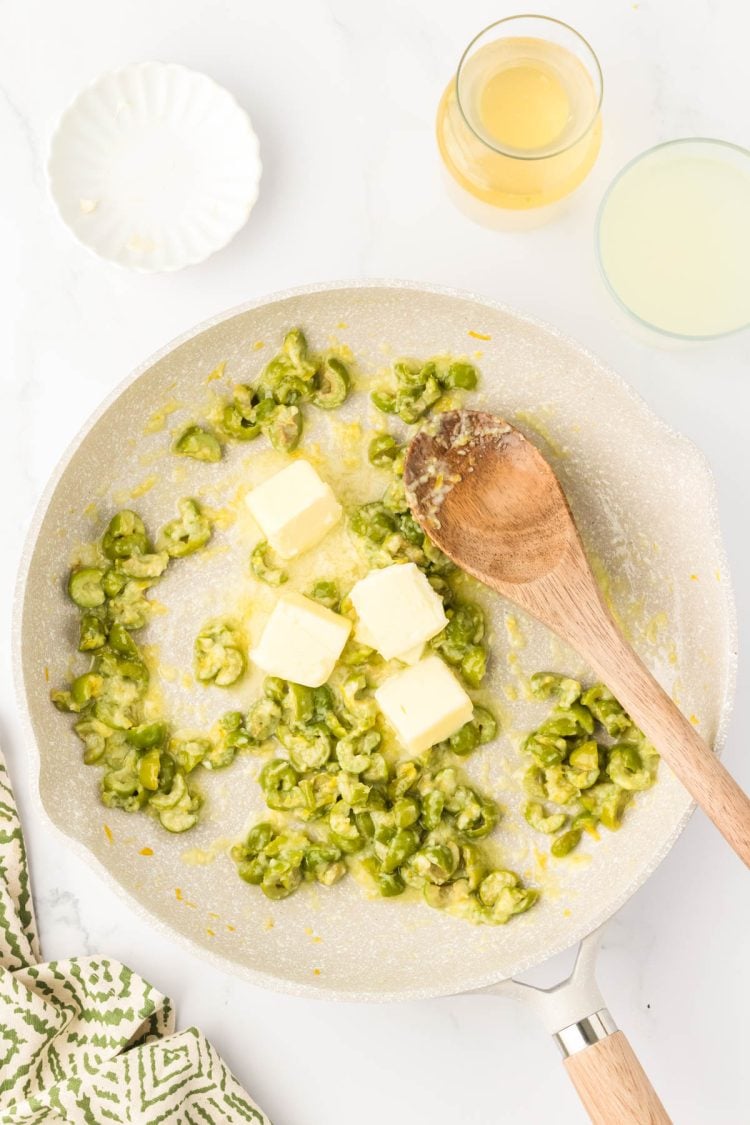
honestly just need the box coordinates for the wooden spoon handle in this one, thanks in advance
[564,1031,672,1124]
[583,611,750,868]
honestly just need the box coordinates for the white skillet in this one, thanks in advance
[14,282,736,1122]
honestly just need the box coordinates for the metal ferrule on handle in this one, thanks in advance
[554,1008,618,1057]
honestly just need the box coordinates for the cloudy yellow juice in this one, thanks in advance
[598,141,750,337]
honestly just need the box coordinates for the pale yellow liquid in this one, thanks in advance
[599,146,750,337]
[479,61,570,150]
[437,36,601,209]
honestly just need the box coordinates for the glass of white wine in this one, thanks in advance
[436,15,603,211]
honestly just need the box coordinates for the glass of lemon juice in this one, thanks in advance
[597,139,750,339]
[437,15,603,210]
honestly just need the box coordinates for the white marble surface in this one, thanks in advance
[2,1,749,1121]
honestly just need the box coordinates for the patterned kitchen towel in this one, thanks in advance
[0,751,270,1124]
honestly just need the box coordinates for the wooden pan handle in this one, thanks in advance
[564,1031,672,1124]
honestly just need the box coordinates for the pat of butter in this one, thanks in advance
[245,460,342,559]
[251,591,351,688]
[374,655,473,754]
[349,563,448,662]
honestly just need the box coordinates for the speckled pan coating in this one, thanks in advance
[13,281,737,1001]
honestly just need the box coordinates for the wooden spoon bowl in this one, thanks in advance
[405,409,750,867]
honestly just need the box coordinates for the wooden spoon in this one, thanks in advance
[404,409,750,868]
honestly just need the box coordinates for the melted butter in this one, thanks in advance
[181,836,234,866]
[145,399,181,434]
[129,474,158,499]
[205,362,227,384]
[505,615,526,649]
[644,611,668,645]
[326,418,364,470]
[514,407,569,461]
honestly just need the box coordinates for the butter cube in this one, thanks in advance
[374,655,473,754]
[245,460,342,559]
[251,591,351,688]
[350,563,448,662]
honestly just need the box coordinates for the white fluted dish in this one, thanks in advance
[48,62,262,272]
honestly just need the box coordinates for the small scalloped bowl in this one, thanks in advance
[48,63,262,272]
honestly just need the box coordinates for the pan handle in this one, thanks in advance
[557,1014,671,1124]
[474,930,672,1124]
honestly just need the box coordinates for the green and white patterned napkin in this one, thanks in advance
[0,750,270,1124]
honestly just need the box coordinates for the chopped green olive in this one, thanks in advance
[250,541,288,586]
[246,698,281,742]
[260,759,302,811]
[157,499,212,558]
[74,717,111,763]
[118,552,169,579]
[409,843,458,885]
[221,385,264,441]
[478,869,519,907]
[445,362,478,390]
[262,328,317,390]
[106,580,152,630]
[460,646,487,687]
[282,682,315,726]
[524,801,567,835]
[102,511,149,560]
[308,579,339,610]
[312,356,351,409]
[126,722,167,750]
[449,721,480,757]
[194,620,245,687]
[520,672,655,850]
[542,764,580,806]
[485,883,539,924]
[473,707,498,744]
[582,683,633,737]
[551,829,583,857]
[371,390,397,414]
[580,782,632,831]
[261,858,303,899]
[101,568,128,598]
[329,803,366,854]
[568,739,600,771]
[174,424,222,462]
[369,356,479,426]
[281,724,332,772]
[304,844,346,886]
[396,375,442,424]
[266,404,302,452]
[68,568,106,608]
[71,672,103,708]
[607,742,657,791]
[530,672,582,708]
[382,825,421,873]
[368,433,401,468]
[138,748,162,790]
[107,622,139,657]
[350,502,397,544]
[78,612,107,651]
[171,735,212,773]
[392,796,421,829]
